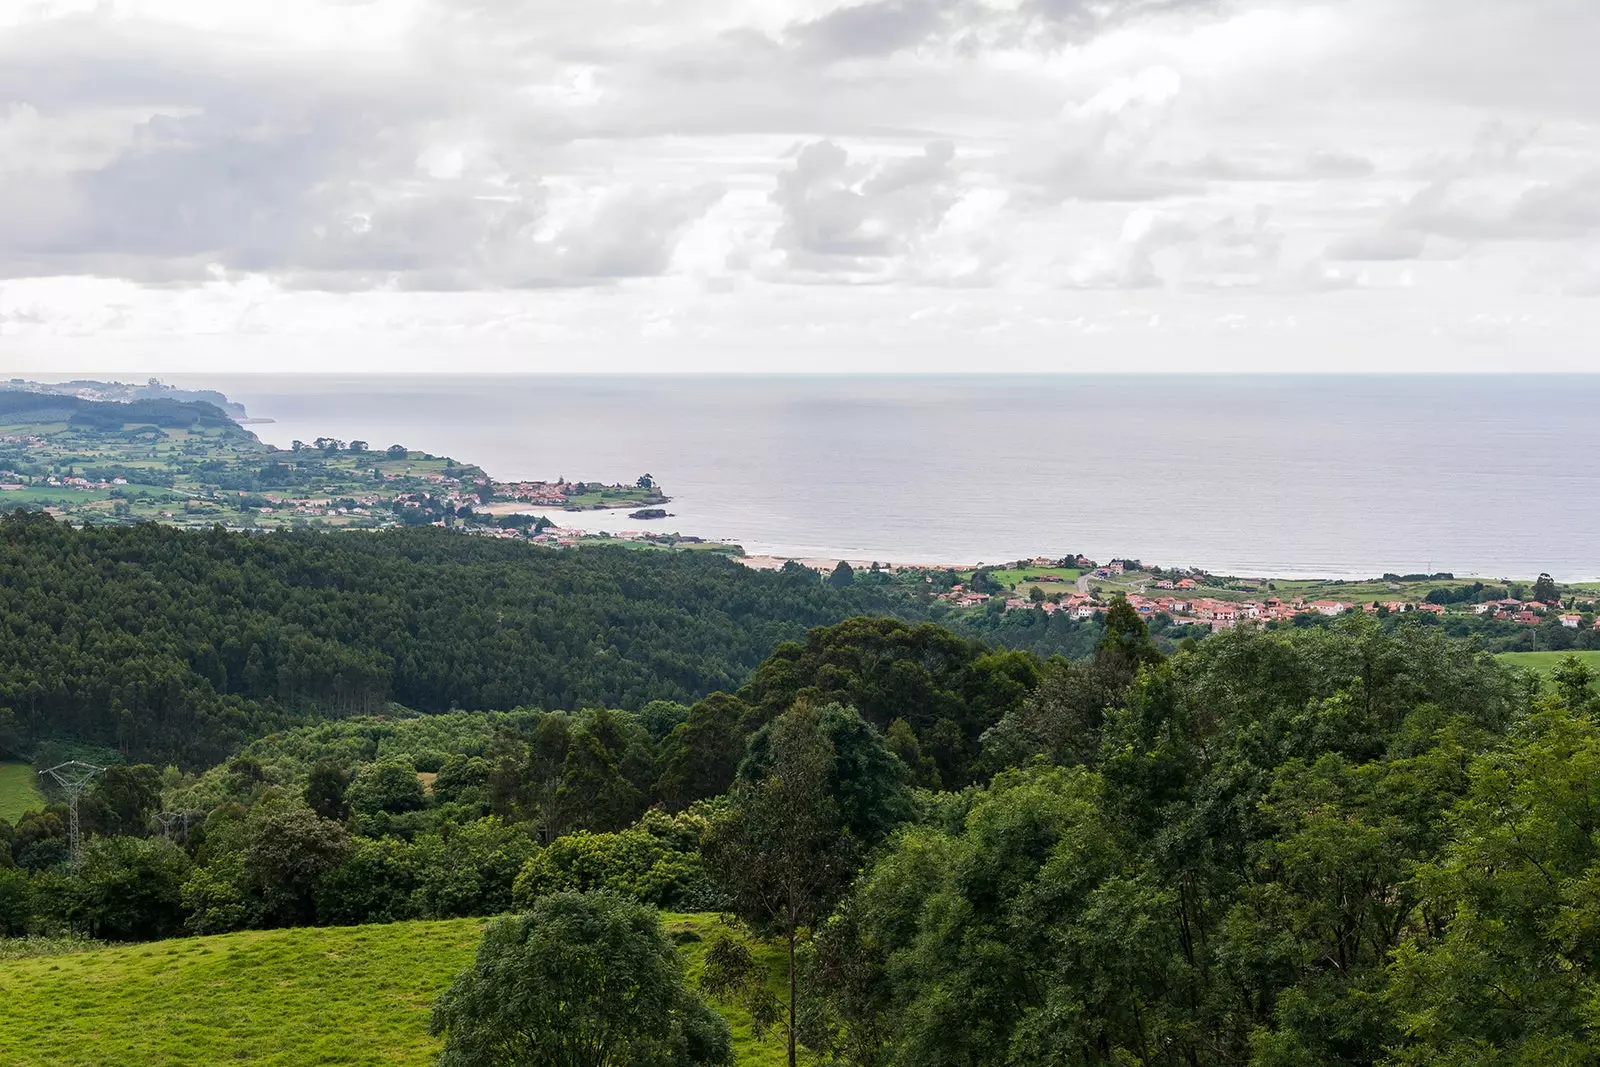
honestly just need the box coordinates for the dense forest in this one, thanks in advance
[0,513,921,767]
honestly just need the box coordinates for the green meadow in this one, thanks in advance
[1496,650,1600,677]
[0,914,788,1067]
[0,762,45,822]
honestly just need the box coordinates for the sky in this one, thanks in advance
[1,0,1598,374]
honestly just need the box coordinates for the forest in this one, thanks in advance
[0,512,922,767]
[2,516,1598,1064]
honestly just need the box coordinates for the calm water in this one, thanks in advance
[157,375,1599,580]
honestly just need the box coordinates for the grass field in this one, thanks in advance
[0,762,45,822]
[1497,650,1600,677]
[0,913,789,1066]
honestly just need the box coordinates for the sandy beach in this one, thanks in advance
[736,554,975,574]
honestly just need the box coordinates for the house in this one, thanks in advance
[1240,602,1263,618]
[1072,605,1101,620]
[1415,603,1445,615]
[1309,601,1349,616]
[1560,614,1582,629]
[1516,610,1541,625]
[1176,578,1199,591]
[1472,603,1493,615]
[1155,579,1174,590]
[1107,562,1126,575]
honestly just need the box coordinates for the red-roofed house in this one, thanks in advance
[1560,613,1582,629]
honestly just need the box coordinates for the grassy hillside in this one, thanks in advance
[0,914,788,1066]
[1497,649,1600,676]
[0,762,44,822]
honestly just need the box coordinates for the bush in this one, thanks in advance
[513,810,718,911]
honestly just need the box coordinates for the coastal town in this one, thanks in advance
[931,557,1600,633]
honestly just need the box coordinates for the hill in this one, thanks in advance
[0,515,908,767]
[0,914,783,1067]
[0,377,250,420]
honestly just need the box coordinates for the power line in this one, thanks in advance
[38,761,105,864]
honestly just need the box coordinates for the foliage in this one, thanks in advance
[430,892,733,1067]
[811,619,1531,1066]
[0,513,911,768]
[740,617,1040,786]
[512,810,718,911]
[70,835,190,941]
[1386,690,1600,1064]
[710,702,913,1066]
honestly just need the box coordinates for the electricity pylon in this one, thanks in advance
[153,810,193,843]
[38,761,105,863]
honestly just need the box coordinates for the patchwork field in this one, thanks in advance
[0,914,788,1066]
[0,762,45,822]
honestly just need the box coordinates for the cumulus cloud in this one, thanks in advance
[764,139,975,280]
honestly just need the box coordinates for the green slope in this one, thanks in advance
[0,761,45,822]
[1497,649,1600,676]
[0,914,788,1066]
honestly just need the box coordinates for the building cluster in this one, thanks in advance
[1468,599,1599,628]
[1,473,130,491]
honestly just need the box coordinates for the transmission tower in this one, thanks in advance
[38,761,105,863]
[153,810,194,843]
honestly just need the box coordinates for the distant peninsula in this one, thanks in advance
[1,377,252,421]
[0,387,669,539]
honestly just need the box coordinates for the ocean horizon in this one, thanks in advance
[52,373,1600,581]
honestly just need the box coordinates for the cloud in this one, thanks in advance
[765,139,974,280]
[1070,205,1285,289]
[2,0,1600,359]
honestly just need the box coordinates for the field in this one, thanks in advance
[1496,650,1600,676]
[0,914,788,1066]
[0,762,45,822]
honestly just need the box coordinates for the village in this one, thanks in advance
[935,557,1600,633]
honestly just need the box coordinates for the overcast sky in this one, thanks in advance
[2,0,1598,373]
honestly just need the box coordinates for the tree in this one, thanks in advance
[385,444,408,458]
[346,758,426,816]
[1533,572,1560,605]
[430,891,732,1067]
[348,440,368,454]
[83,764,160,837]
[73,835,190,940]
[305,761,350,821]
[654,693,750,811]
[883,718,941,789]
[828,560,855,589]
[637,474,655,489]
[707,702,904,1067]
[1386,698,1600,1064]
[1098,595,1163,670]
[238,803,351,927]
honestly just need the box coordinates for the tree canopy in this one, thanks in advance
[430,891,732,1067]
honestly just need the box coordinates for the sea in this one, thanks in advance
[151,374,1599,581]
